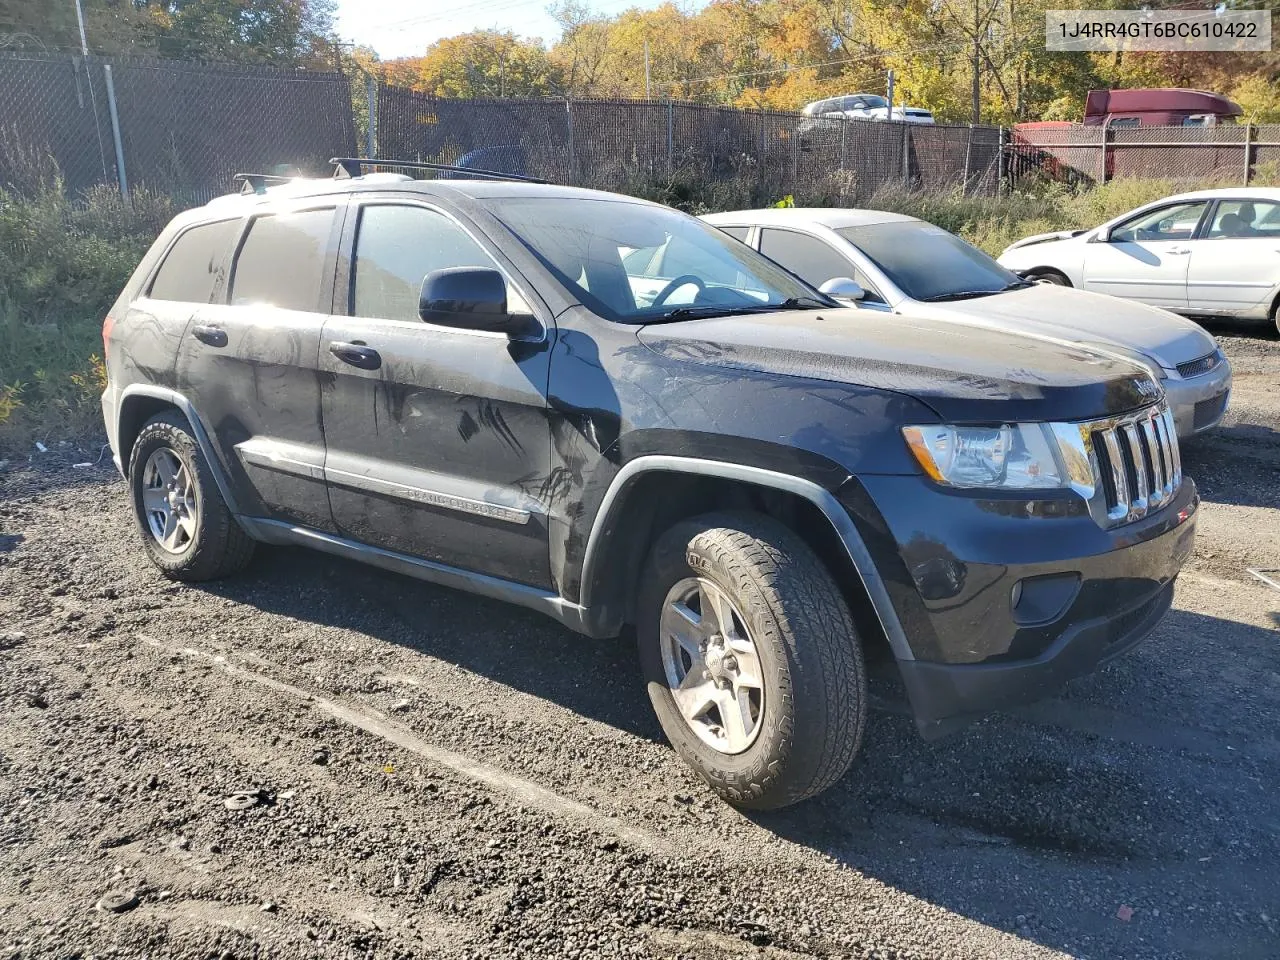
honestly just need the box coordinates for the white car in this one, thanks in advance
[997,187,1280,334]
[701,207,1231,438]
[800,94,935,125]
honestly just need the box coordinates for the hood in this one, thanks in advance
[909,284,1218,369]
[638,308,1160,424]
[1002,230,1087,252]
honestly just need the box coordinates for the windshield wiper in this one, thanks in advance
[919,289,1002,302]
[657,305,758,320]
[772,295,831,309]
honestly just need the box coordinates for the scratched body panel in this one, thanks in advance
[319,315,554,588]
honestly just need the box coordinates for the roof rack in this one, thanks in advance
[232,173,297,195]
[329,157,546,184]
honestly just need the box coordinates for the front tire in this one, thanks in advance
[127,411,254,581]
[1026,269,1071,287]
[637,512,867,810]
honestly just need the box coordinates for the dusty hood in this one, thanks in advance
[909,284,1218,369]
[639,308,1160,424]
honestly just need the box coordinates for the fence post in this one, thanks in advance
[1243,122,1253,186]
[102,64,130,206]
[839,118,846,172]
[791,122,798,185]
[997,125,1005,194]
[366,73,378,158]
[900,120,909,186]
[963,123,974,194]
[666,100,673,175]
[1099,127,1109,184]
[565,99,576,186]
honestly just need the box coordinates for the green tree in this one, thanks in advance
[416,30,559,98]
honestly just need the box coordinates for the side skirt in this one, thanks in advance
[237,517,605,639]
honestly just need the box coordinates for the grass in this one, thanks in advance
[0,182,173,452]
[0,170,1258,452]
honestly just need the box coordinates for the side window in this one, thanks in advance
[716,225,751,242]
[760,229,853,287]
[1109,202,1207,243]
[229,208,335,311]
[352,205,517,322]
[1205,199,1280,239]
[148,219,239,303]
[1109,117,1141,128]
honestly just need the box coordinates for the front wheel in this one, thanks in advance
[1026,269,1071,287]
[637,512,867,809]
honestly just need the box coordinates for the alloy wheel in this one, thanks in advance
[659,577,765,754]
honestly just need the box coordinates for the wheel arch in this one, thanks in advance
[116,385,242,515]
[1025,266,1072,286]
[576,457,913,663]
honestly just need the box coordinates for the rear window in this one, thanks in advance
[148,219,239,303]
[229,208,335,311]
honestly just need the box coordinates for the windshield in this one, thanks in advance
[486,197,828,322]
[836,221,1024,301]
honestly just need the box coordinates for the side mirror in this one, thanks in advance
[419,267,536,337]
[819,277,866,301]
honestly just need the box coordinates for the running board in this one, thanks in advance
[236,518,605,638]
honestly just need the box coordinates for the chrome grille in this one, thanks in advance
[1087,405,1181,526]
[1175,351,1220,379]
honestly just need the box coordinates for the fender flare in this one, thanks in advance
[576,455,914,662]
[116,384,243,516]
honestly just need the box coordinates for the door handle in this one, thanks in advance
[1166,247,1191,255]
[329,341,382,370]
[190,324,227,348]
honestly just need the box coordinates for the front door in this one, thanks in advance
[1082,200,1208,310]
[175,202,343,530]
[1186,198,1280,315]
[319,199,555,588]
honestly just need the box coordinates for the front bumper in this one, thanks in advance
[844,475,1198,736]
[1166,361,1231,438]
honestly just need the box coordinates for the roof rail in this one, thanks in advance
[328,157,547,184]
[232,173,297,195]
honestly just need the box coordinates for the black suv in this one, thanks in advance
[102,163,1197,809]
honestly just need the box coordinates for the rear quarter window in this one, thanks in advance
[147,218,240,303]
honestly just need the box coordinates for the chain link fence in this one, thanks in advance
[3,51,1276,206]
[376,87,1003,203]
[1009,123,1280,188]
[0,51,356,203]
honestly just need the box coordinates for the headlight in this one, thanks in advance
[902,422,1094,492]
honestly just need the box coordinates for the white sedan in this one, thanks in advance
[997,187,1280,333]
[701,207,1231,438]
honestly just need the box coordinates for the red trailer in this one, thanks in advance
[1081,88,1242,128]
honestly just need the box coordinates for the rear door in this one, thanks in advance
[1185,198,1280,316]
[1081,200,1208,310]
[757,227,889,306]
[175,200,344,529]
[319,197,555,588]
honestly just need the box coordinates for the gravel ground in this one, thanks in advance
[1,328,1278,960]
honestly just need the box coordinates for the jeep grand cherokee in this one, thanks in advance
[100,163,1197,809]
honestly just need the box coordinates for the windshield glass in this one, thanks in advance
[836,221,1023,301]
[486,197,827,322]
[851,94,887,110]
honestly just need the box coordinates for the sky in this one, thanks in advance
[334,0,700,60]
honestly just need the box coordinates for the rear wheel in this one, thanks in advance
[1271,295,1280,337]
[637,511,866,809]
[128,411,254,581]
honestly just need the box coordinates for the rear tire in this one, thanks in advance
[1026,269,1071,287]
[636,511,866,810]
[127,411,254,581]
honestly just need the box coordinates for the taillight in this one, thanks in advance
[102,315,115,362]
